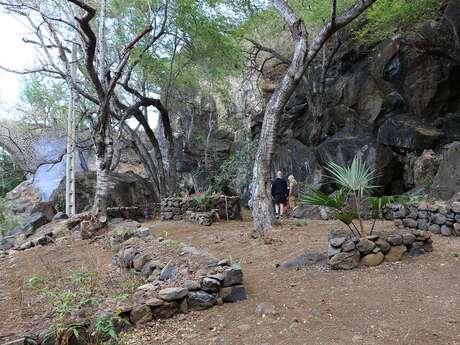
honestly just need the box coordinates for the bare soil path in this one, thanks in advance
[122,217,460,345]
[1,216,460,345]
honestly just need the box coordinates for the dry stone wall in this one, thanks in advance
[327,230,433,270]
[160,196,240,221]
[388,201,460,236]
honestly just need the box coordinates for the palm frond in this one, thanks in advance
[299,188,346,209]
[324,155,377,195]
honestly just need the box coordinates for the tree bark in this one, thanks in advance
[251,0,377,236]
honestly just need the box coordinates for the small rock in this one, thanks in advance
[386,234,403,246]
[53,212,68,221]
[385,245,407,262]
[134,227,150,238]
[407,241,425,256]
[375,238,391,254]
[441,225,452,236]
[356,239,375,255]
[222,266,243,287]
[219,285,247,302]
[417,219,429,231]
[329,237,346,247]
[402,218,417,228]
[130,305,153,324]
[327,244,342,258]
[160,263,177,281]
[188,290,217,310]
[329,250,360,270]
[360,252,384,267]
[217,259,229,266]
[341,240,356,252]
[432,213,447,225]
[402,233,416,245]
[158,287,188,301]
[255,303,277,317]
[133,253,151,271]
[151,301,180,319]
[453,223,460,236]
[429,224,441,234]
[201,277,221,292]
[141,261,156,278]
[184,280,201,291]
[451,201,460,214]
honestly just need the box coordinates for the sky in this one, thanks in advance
[0,12,36,119]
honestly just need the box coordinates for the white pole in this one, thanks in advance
[65,42,77,216]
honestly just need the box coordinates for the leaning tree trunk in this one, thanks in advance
[251,0,377,236]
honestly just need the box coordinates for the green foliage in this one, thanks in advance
[25,274,45,288]
[17,74,68,130]
[323,156,377,198]
[92,314,122,345]
[0,197,22,237]
[358,0,442,43]
[300,188,347,209]
[190,187,213,211]
[301,155,389,238]
[0,151,24,197]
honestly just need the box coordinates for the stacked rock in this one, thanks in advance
[185,210,219,226]
[327,230,433,270]
[390,201,460,237]
[160,196,240,221]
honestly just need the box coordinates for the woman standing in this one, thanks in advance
[288,175,299,211]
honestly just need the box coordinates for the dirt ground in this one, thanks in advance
[1,215,460,345]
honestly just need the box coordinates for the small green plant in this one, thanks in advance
[92,314,122,345]
[120,271,144,295]
[161,239,180,249]
[190,187,213,211]
[291,219,309,227]
[25,274,45,287]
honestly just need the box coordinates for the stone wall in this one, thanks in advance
[160,196,240,221]
[327,230,433,270]
[388,201,460,236]
[107,205,160,220]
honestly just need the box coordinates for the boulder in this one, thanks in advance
[133,254,151,271]
[222,266,243,287]
[329,250,360,270]
[360,252,384,267]
[377,115,442,153]
[140,261,156,278]
[356,239,375,255]
[417,219,429,231]
[432,214,447,225]
[53,212,68,221]
[134,227,150,238]
[219,285,248,303]
[385,245,407,262]
[402,218,417,228]
[280,252,327,268]
[0,236,16,251]
[151,301,180,319]
[184,280,201,291]
[130,305,153,324]
[22,212,49,236]
[429,224,441,234]
[413,150,442,187]
[341,240,356,252]
[188,291,217,310]
[330,237,346,247]
[201,277,221,292]
[431,142,460,200]
[51,171,158,213]
[441,225,452,236]
[159,263,177,281]
[402,232,416,245]
[375,238,391,254]
[386,234,403,246]
[453,223,460,236]
[158,287,188,301]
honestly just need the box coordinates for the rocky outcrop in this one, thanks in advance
[50,171,158,213]
[431,142,460,200]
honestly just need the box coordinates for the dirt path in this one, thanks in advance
[121,218,460,345]
[1,217,460,345]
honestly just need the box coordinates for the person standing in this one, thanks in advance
[288,175,299,211]
[271,170,288,218]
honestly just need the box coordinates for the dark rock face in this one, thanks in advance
[50,171,158,213]
[431,142,460,200]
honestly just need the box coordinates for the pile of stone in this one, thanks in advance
[160,195,240,221]
[185,210,219,226]
[327,230,433,270]
[113,243,247,324]
[388,201,460,237]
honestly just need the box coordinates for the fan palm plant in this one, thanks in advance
[300,155,379,238]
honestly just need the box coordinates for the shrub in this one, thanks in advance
[0,197,22,237]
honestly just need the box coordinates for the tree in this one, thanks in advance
[250,0,378,237]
